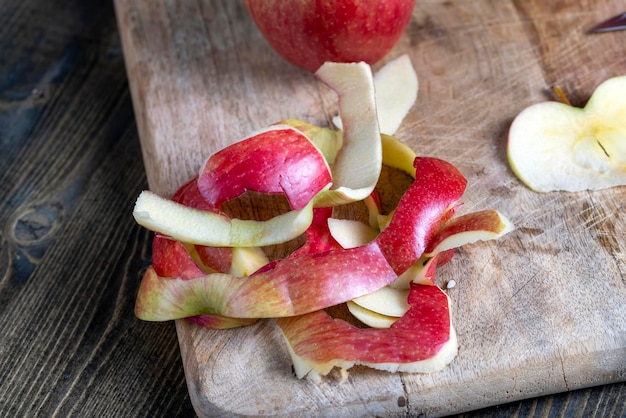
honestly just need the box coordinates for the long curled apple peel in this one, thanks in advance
[132,58,514,380]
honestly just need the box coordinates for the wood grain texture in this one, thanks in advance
[0,0,194,416]
[1,0,624,417]
[113,0,626,416]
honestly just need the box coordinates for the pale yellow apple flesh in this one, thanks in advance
[507,76,626,192]
[327,218,379,249]
[346,301,399,328]
[350,286,410,318]
[314,61,382,206]
[133,189,320,247]
[333,54,418,136]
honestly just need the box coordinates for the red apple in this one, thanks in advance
[244,0,416,72]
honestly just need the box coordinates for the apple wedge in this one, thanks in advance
[277,283,457,382]
[507,75,626,192]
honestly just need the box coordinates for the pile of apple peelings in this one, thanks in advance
[508,75,626,193]
[132,55,514,382]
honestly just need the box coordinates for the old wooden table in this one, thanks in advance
[0,0,624,416]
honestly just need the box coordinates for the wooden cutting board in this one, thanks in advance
[114,0,626,416]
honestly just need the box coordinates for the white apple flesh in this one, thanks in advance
[507,75,626,192]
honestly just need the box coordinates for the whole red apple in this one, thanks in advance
[244,0,415,72]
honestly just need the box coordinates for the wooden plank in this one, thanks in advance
[114,0,626,416]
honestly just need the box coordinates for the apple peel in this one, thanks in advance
[425,209,514,256]
[333,54,419,136]
[507,75,626,192]
[346,301,399,329]
[314,61,382,207]
[132,59,515,382]
[277,284,458,382]
[135,243,398,320]
[133,188,323,247]
[197,125,332,210]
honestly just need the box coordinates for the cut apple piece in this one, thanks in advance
[333,54,418,136]
[346,301,399,329]
[507,75,626,192]
[277,284,457,381]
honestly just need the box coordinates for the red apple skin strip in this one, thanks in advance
[135,242,398,320]
[375,157,467,275]
[197,125,331,211]
[425,209,514,256]
[152,180,253,328]
[277,283,457,379]
[290,207,343,257]
[151,236,205,279]
[136,157,469,321]
[165,177,234,273]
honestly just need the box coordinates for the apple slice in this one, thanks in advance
[507,75,626,192]
[277,283,457,381]
[333,54,418,136]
